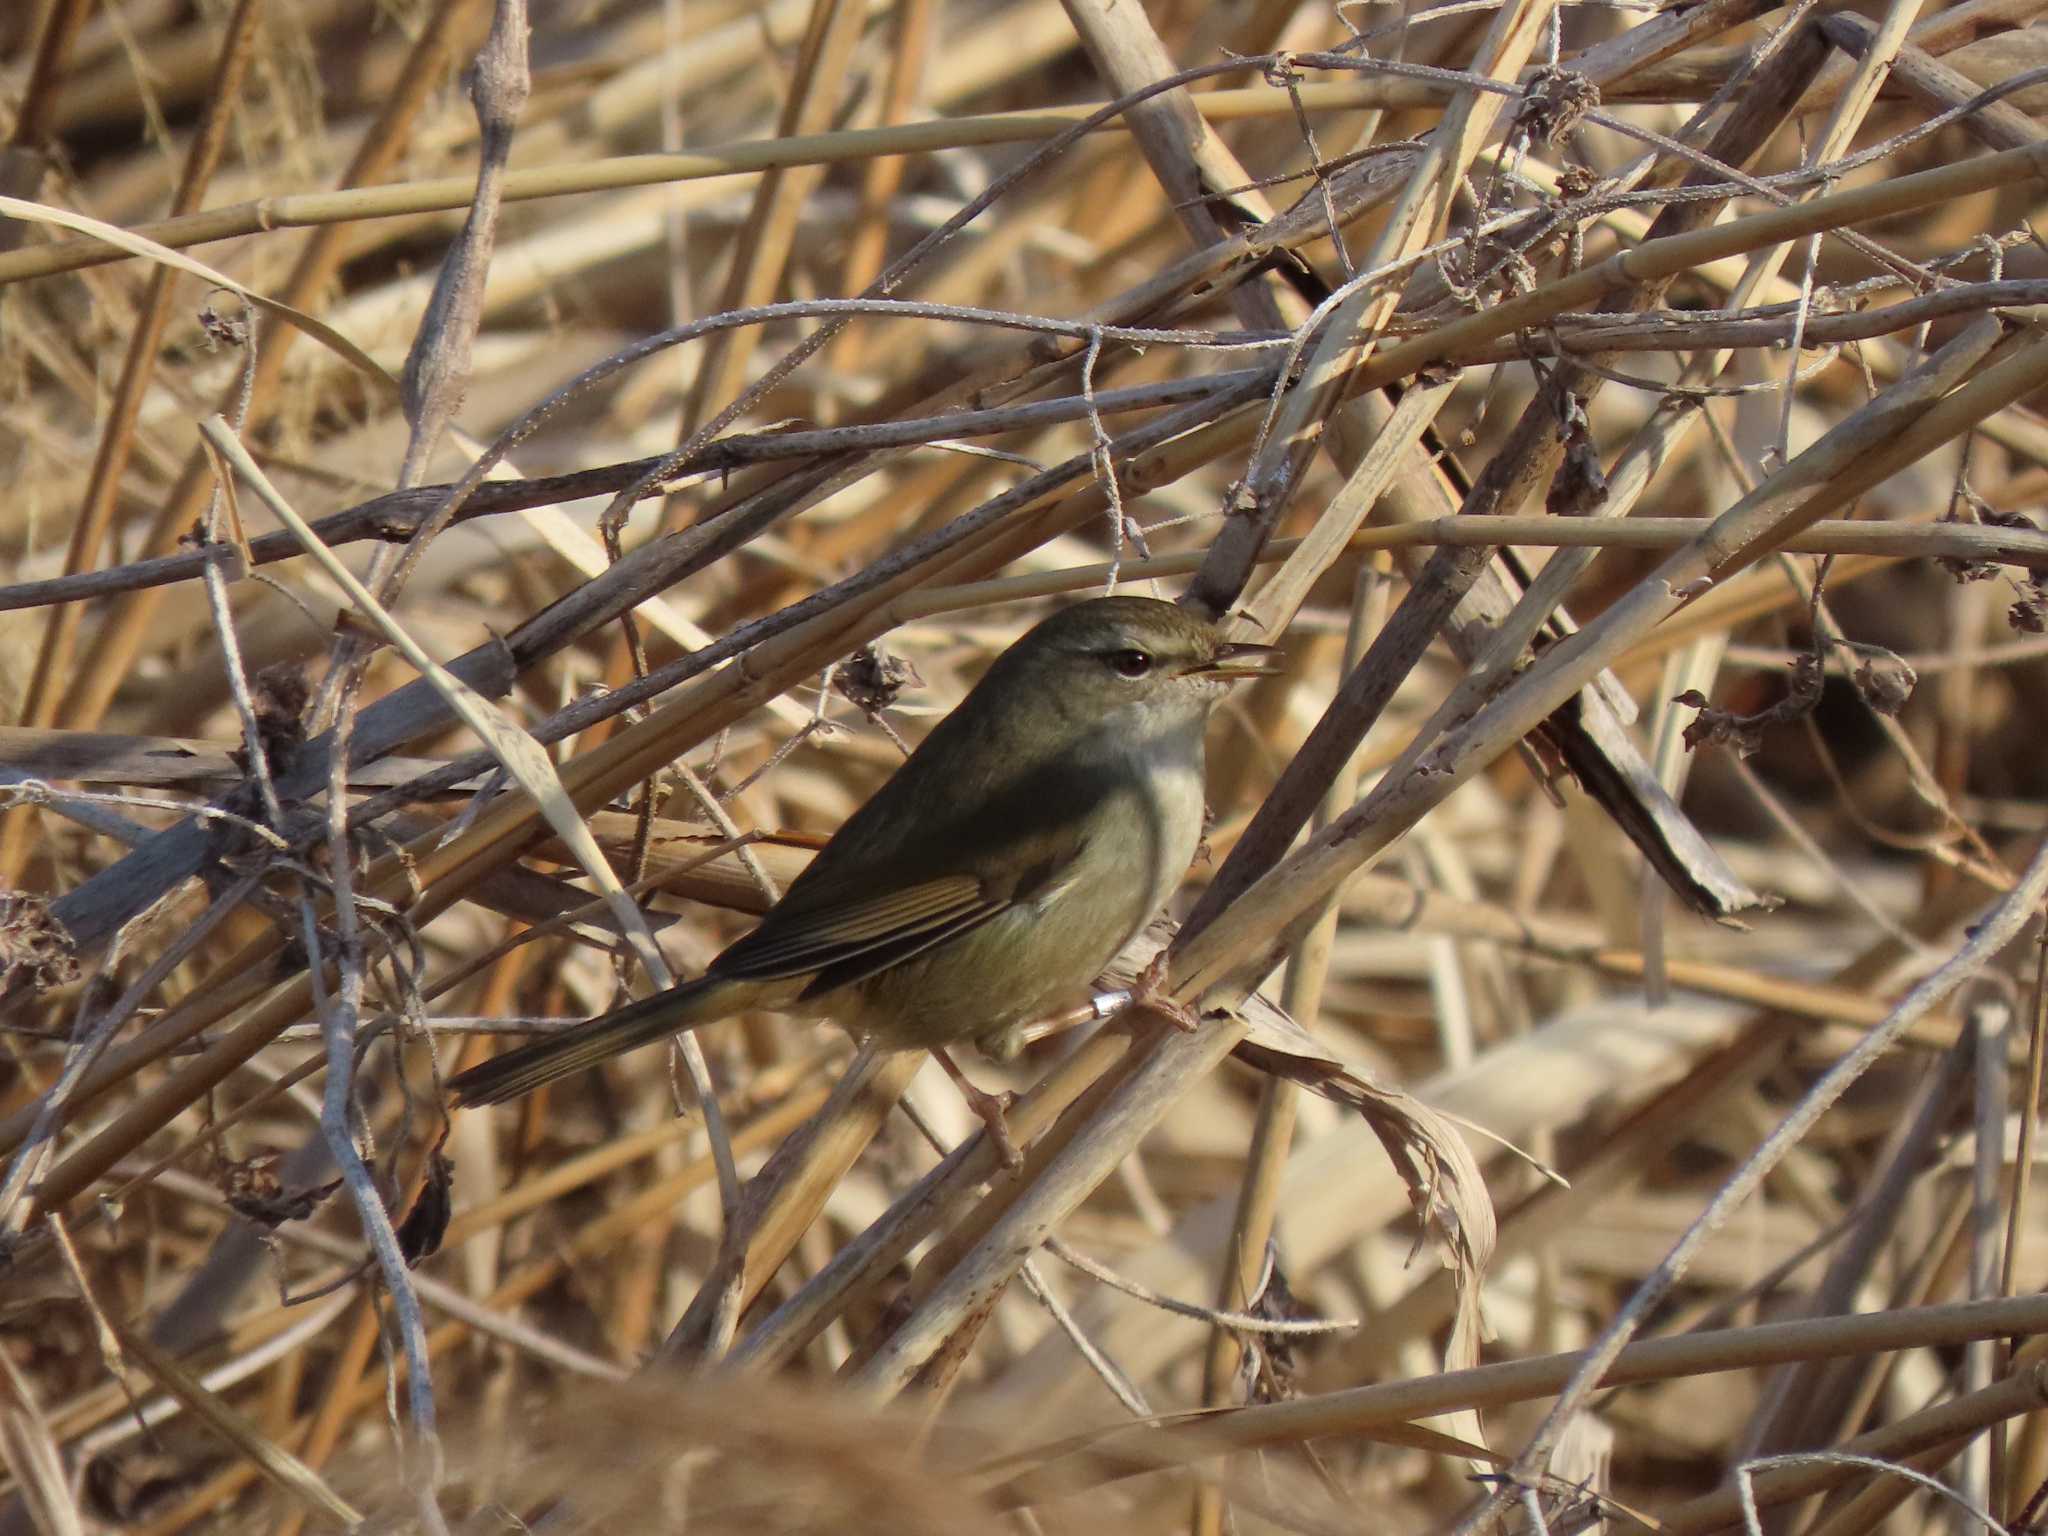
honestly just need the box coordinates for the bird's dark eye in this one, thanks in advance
[1104,649,1155,678]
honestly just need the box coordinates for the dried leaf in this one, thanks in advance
[1111,927,1496,1374]
[1676,651,1825,758]
[1850,644,1917,716]
[397,1149,456,1264]
[0,893,79,996]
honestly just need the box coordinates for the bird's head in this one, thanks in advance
[991,596,1283,733]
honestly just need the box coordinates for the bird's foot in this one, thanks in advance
[932,1047,1024,1169]
[1128,950,1202,1034]
[971,1093,1024,1171]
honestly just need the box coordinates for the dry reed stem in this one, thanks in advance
[980,1301,2048,1502]
[10,0,2048,1525]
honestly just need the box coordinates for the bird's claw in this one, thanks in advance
[974,1090,1025,1170]
[933,1047,1025,1170]
[1130,951,1202,1034]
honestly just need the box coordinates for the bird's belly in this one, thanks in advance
[845,771,1204,1050]
[842,902,1121,1048]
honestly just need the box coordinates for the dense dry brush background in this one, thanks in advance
[7,0,2048,1529]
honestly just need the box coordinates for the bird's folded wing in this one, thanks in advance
[710,874,1003,986]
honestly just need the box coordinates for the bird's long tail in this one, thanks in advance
[448,975,743,1108]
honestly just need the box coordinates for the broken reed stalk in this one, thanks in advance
[11,0,2048,1525]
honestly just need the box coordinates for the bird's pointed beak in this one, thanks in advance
[1191,640,1285,681]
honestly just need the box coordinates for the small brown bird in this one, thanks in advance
[448,597,1279,1154]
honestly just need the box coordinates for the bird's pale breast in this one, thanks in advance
[836,731,1207,1050]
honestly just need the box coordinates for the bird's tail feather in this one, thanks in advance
[448,975,740,1107]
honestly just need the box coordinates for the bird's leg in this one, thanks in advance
[931,1046,1023,1169]
[975,954,1205,1063]
[989,1004,1098,1056]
